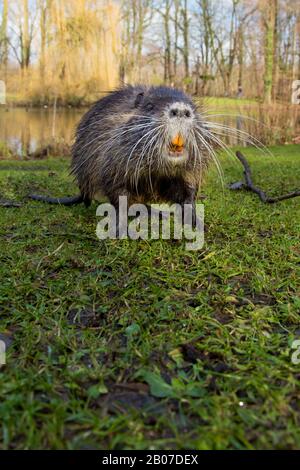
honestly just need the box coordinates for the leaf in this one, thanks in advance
[125,323,141,338]
[202,251,216,261]
[225,295,238,304]
[140,370,174,398]
[87,383,108,398]
[168,348,184,367]
[185,382,205,398]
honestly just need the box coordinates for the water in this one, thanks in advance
[0,104,296,157]
[0,106,247,158]
[0,107,86,156]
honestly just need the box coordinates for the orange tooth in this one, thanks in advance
[172,135,184,147]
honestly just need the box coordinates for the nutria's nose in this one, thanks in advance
[169,106,192,118]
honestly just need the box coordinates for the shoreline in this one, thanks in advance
[0,102,91,110]
[0,94,262,110]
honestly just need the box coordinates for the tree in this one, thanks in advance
[197,0,240,95]
[0,0,8,70]
[173,0,180,79]
[22,0,31,69]
[9,0,34,70]
[120,0,153,82]
[39,0,51,86]
[289,1,300,82]
[156,0,172,84]
[179,0,190,81]
[236,3,258,95]
[261,0,277,103]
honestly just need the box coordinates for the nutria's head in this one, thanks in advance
[128,86,201,166]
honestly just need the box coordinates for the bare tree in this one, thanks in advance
[173,0,180,79]
[236,3,258,95]
[2,0,300,103]
[197,0,239,95]
[9,0,35,70]
[155,0,173,84]
[39,0,51,87]
[22,0,31,69]
[260,0,277,103]
[120,0,153,82]
[175,0,190,83]
[0,0,8,71]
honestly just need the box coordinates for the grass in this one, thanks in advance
[0,145,300,450]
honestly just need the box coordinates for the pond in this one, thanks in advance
[0,105,248,157]
[1,103,297,157]
[0,106,86,157]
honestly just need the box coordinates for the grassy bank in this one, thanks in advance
[0,145,300,449]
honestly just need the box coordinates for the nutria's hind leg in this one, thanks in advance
[83,196,91,208]
[181,190,204,230]
[107,188,134,238]
[159,179,200,229]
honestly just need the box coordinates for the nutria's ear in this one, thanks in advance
[134,92,144,108]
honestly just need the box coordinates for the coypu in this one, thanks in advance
[29,85,212,226]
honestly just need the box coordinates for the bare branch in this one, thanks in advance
[230,151,300,203]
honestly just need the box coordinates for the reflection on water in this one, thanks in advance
[0,106,247,158]
[2,103,295,157]
[0,106,276,157]
[0,107,86,157]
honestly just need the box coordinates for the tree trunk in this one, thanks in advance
[292,13,300,81]
[0,0,8,73]
[182,0,189,81]
[195,55,200,95]
[163,0,172,84]
[262,0,276,104]
[237,24,243,95]
[21,0,31,70]
[271,0,278,101]
[136,1,144,81]
[39,0,48,88]
[173,0,180,80]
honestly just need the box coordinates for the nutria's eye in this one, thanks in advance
[146,103,154,111]
[134,92,144,108]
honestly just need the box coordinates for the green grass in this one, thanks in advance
[0,145,300,450]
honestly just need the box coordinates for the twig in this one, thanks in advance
[230,151,300,203]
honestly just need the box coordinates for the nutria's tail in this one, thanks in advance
[28,194,90,207]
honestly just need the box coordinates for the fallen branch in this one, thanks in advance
[229,151,300,203]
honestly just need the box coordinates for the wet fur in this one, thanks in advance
[71,85,210,211]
